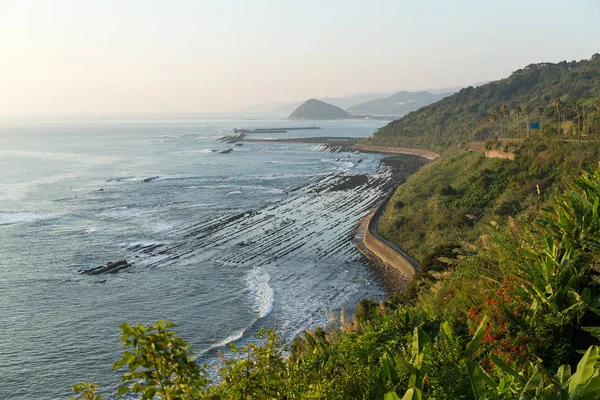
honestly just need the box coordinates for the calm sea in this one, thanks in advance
[0,115,393,399]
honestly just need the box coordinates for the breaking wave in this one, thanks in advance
[0,212,44,225]
[245,267,274,319]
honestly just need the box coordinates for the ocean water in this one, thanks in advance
[0,115,397,399]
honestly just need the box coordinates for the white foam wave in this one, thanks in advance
[178,203,219,209]
[0,212,44,225]
[245,267,274,319]
[211,329,245,349]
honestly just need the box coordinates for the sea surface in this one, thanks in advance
[0,115,396,399]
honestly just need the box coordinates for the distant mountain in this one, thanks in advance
[347,91,452,116]
[423,82,487,94]
[240,92,393,114]
[289,99,351,120]
[319,92,395,110]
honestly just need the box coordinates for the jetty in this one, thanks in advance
[218,132,246,143]
[241,136,359,145]
[232,126,321,134]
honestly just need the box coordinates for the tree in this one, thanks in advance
[537,106,545,136]
[523,105,532,138]
[555,99,563,139]
[514,105,522,137]
[501,104,509,137]
[573,100,583,141]
[72,320,209,400]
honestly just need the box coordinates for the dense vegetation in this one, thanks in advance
[378,140,600,283]
[363,54,600,151]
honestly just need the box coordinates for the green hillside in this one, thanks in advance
[365,54,600,151]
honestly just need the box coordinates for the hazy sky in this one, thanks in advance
[0,0,599,115]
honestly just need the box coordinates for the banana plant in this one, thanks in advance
[488,353,543,399]
[542,345,600,400]
[512,168,600,340]
[382,325,433,390]
[383,318,488,400]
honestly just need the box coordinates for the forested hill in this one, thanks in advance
[366,54,600,151]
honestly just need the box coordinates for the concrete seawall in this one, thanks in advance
[361,212,417,279]
[355,150,428,281]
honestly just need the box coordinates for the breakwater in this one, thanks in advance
[233,126,321,134]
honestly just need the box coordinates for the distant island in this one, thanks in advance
[347,91,452,116]
[288,99,396,121]
[289,99,351,120]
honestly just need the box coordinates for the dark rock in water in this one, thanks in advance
[97,188,104,191]
[234,143,243,146]
[219,148,233,154]
[105,176,134,182]
[327,174,369,192]
[141,176,160,183]
[357,158,363,163]
[78,260,133,275]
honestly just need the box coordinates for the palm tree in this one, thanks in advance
[523,105,532,138]
[554,99,563,139]
[573,101,582,141]
[493,107,503,138]
[514,105,522,137]
[500,104,509,136]
[537,106,545,136]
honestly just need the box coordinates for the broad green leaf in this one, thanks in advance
[522,368,543,393]
[580,373,600,400]
[442,321,453,339]
[401,387,422,400]
[582,326,600,340]
[384,392,401,400]
[557,365,572,386]
[491,354,526,385]
[569,345,599,396]
[464,360,488,400]
[117,386,130,396]
[383,354,399,385]
[394,356,416,374]
[412,327,432,357]
[465,316,488,358]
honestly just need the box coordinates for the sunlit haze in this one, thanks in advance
[1,0,598,116]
